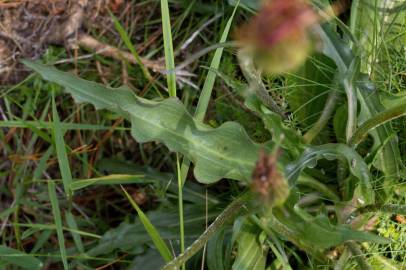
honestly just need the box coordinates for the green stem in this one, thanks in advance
[303,89,339,143]
[334,247,351,270]
[346,241,372,270]
[348,102,406,146]
[297,174,340,202]
[176,154,185,270]
[352,203,406,216]
[237,50,286,118]
[161,193,251,270]
[337,157,350,201]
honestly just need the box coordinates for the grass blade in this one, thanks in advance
[181,2,240,185]
[48,181,69,270]
[65,212,84,254]
[120,185,173,262]
[195,1,239,121]
[109,11,152,81]
[159,2,182,264]
[160,0,177,96]
[51,91,72,198]
[70,174,153,191]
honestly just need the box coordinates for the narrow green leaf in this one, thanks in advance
[14,223,100,239]
[0,245,42,270]
[70,174,153,191]
[65,212,84,254]
[109,11,151,80]
[0,120,130,131]
[51,92,72,197]
[30,230,52,254]
[48,181,69,270]
[160,0,176,96]
[33,146,53,180]
[195,2,239,121]
[121,186,173,262]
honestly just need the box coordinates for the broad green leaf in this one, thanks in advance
[207,228,232,270]
[270,208,390,250]
[0,245,43,270]
[129,249,166,270]
[23,61,263,184]
[357,80,401,193]
[232,219,267,270]
[87,205,219,257]
[285,144,374,204]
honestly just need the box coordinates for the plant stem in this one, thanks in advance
[161,193,251,270]
[334,247,351,270]
[346,241,372,270]
[297,174,340,202]
[176,154,185,270]
[348,102,406,146]
[352,203,406,216]
[237,50,286,118]
[303,89,339,143]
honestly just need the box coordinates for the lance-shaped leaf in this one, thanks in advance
[23,61,262,183]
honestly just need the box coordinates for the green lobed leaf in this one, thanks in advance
[23,61,263,184]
